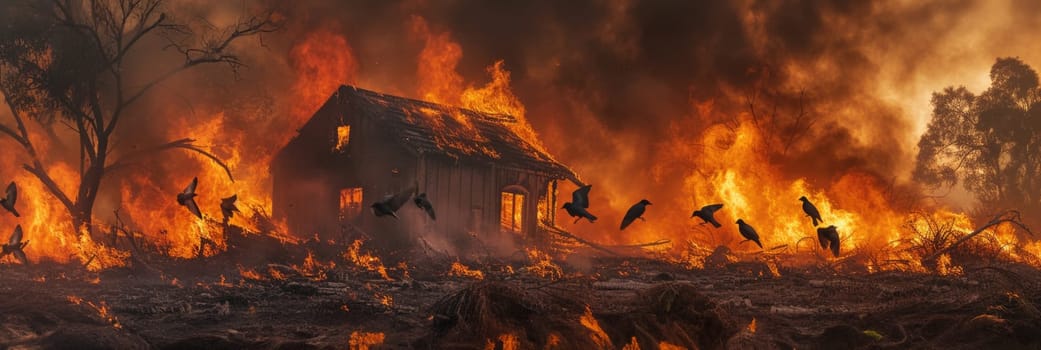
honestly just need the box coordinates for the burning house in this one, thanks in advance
[271,85,581,250]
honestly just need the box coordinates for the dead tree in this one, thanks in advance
[0,0,279,233]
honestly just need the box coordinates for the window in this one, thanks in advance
[500,189,526,234]
[335,125,351,152]
[339,187,363,220]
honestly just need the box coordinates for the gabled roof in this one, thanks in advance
[341,85,578,180]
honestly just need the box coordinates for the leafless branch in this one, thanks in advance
[104,138,234,181]
[921,210,1033,263]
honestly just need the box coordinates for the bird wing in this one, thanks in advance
[12,250,27,265]
[573,185,592,209]
[620,204,644,230]
[817,229,829,249]
[9,225,22,245]
[386,186,417,211]
[825,228,840,256]
[185,198,202,218]
[702,203,723,213]
[424,204,437,220]
[183,177,198,195]
[740,223,759,240]
[222,194,237,205]
[6,182,15,204]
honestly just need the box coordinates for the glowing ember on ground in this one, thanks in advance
[347,331,385,350]
[344,240,391,280]
[447,261,484,279]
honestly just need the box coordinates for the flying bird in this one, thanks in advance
[413,192,436,220]
[562,184,597,223]
[799,196,823,227]
[817,225,841,257]
[691,203,724,228]
[177,177,202,219]
[372,186,416,219]
[220,194,240,222]
[1,225,28,265]
[736,219,763,248]
[620,199,652,231]
[0,182,19,217]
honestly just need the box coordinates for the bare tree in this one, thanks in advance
[0,0,280,232]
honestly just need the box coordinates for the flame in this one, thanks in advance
[343,240,391,280]
[238,265,266,281]
[410,15,464,105]
[448,261,484,279]
[335,126,351,152]
[289,29,358,126]
[658,342,686,350]
[523,248,563,279]
[348,331,385,350]
[484,333,520,350]
[293,251,336,281]
[747,318,758,333]
[68,296,121,329]
[621,337,641,350]
[376,293,393,307]
[579,306,613,348]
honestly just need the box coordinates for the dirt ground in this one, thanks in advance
[1,239,1040,350]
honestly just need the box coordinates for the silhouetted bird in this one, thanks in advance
[799,196,823,227]
[620,199,652,231]
[736,219,763,248]
[0,182,19,217]
[372,186,416,219]
[177,177,202,219]
[413,193,436,220]
[817,225,840,257]
[692,203,724,228]
[562,185,597,223]
[1,225,28,265]
[220,194,240,222]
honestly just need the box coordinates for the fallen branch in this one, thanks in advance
[541,223,619,256]
[922,210,1033,263]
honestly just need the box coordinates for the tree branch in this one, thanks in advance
[921,210,1033,263]
[104,138,234,181]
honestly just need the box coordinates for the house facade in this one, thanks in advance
[270,85,580,252]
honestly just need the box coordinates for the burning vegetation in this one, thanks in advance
[1,0,1041,349]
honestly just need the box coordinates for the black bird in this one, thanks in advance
[220,194,240,222]
[1,225,28,265]
[0,182,19,217]
[372,186,416,219]
[817,225,841,257]
[413,192,436,220]
[691,203,724,228]
[736,219,763,248]
[177,177,202,219]
[562,185,597,223]
[799,196,823,227]
[620,199,652,231]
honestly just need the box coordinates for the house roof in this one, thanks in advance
[341,85,579,181]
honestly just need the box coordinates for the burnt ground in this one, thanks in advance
[1,236,1041,350]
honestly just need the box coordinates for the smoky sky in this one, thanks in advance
[110,0,1041,228]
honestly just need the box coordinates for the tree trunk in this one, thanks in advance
[73,156,106,235]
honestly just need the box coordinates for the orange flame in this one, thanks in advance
[448,261,485,279]
[348,331,385,350]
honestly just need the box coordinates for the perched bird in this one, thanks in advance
[372,186,416,219]
[799,196,823,227]
[736,219,763,248]
[817,225,841,257]
[562,184,597,223]
[413,192,436,220]
[0,182,19,217]
[220,194,240,222]
[691,203,724,228]
[177,177,202,219]
[1,225,28,265]
[620,199,652,231]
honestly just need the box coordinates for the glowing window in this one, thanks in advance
[500,191,525,234]
[339,187,363,219]
[335,125,351,152]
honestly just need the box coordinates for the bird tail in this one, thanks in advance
[754,239,763,248]
[587,213,598,222]
[11,209,19,218]
[710,220,721,228]
[812,217,819,227]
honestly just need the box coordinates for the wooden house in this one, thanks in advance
[270,85,580,251]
